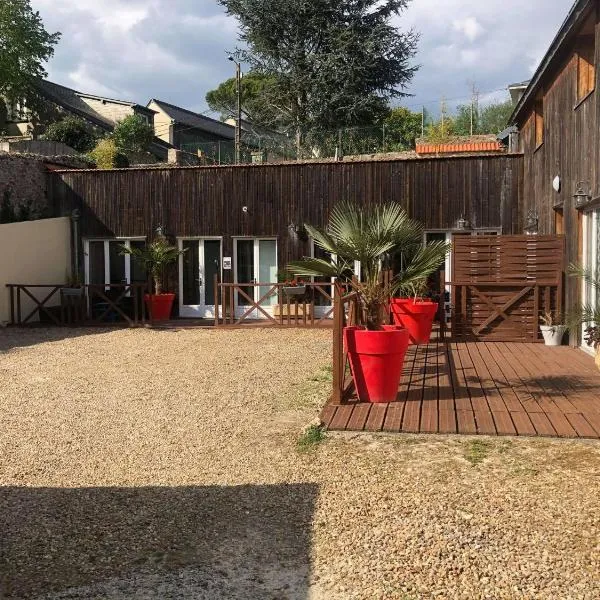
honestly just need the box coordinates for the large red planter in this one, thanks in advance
[145,293,175,321]
[344,325,410,403]
[390,298,438,345]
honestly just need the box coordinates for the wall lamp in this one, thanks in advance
[524,210,539,235]
[574,181,592,209]
[155,224,165,238]
[288,222,307,240]
[456,216,470,231]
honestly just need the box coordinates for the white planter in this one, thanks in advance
[540,325,566,346]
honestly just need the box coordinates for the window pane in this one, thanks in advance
[88,241,105,285]
[236,240,255,305]
[130,241,147,283]
[109,242,126,285]
[182,241,200,306]
[258,240,277,306]
[204,240,221,307]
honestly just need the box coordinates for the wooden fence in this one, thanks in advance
[5,283,149,327]
[448,235,565,341]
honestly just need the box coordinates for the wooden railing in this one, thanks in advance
[5,283,149,327]
[447,278,563,342]
[213,275,342,327]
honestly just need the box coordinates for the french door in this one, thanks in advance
[178,238,222,318]
[582,209,600,354]
[234,238,277,318]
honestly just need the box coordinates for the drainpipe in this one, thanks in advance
[71,209,81,282]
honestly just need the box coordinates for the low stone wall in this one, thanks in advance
[0,153,48,220]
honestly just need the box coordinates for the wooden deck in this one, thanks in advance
[321,342,600,439]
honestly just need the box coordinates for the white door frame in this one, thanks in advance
[233,237,278,319]
[178,237,223,318]
[581,209,599,355]
[83,237,145,290]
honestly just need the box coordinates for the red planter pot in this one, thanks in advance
[145,293,175,321]
[390,298,438,345]
[344,325,410,404]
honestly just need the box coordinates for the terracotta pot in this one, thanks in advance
[145,293,175,321]
[344,325,410,403]
[390,298,438,345]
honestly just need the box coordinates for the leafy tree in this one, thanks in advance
[42,116,100,153]
[0,0,60,110]
[479,99,514,134]
[205,71,280,125]
[112,114,154,153]
[90,138,129,169]
[219,0,418,152]
[384,107,423,150]
[452,104,478,137]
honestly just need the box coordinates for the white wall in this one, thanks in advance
[0,217,71,324]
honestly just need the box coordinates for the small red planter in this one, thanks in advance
[390,298,438,345]
[145,293,175,321]
[344,325,410,403]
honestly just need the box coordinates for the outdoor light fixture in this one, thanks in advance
[155,224,164,237]
[574,181,592,209]
[524,211,539,235]
[456,216,470,230]
[288,222,307,240]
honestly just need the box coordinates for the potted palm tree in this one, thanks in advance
[120,235,186,321]
[288,201,449,403]
[568,264,600,370]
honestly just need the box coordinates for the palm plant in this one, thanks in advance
[120,236,186,295]
[567,264,600,350]
[288,201,450,330]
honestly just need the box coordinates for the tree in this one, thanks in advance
[479,99,514,134]
[112,114,154,153]
[219,0,418,152]
[90,138,129,169]
[452,103,478,137]
[42,116,100,153]
[0,0,60,110]
[205,71,280,126]
[384,107,423,150]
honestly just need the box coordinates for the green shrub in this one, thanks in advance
[90,138,129,169]
[42,116,100,153]
[112,114,154,153]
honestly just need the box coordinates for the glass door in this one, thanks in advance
[234,238,277,318]
[179,239,222,318]
[582,210,600,354]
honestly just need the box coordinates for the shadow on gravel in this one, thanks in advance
[0,484,318,600]
[0,327,122,354]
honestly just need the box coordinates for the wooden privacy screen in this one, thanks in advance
[450,235,565,342]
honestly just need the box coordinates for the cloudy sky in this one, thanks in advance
[31,0,572,117]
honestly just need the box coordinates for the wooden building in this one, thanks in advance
[511,0,600,348]
[48,155,522,319]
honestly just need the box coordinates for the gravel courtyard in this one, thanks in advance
[0,327,599,600]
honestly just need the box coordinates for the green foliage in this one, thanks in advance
[120,236,186,295]
[205,71,280,126]
[567,264,600,349]
[479,99,514,134]
[112,114,154,153]
[42,116,99,153]
[384,107,423,150]
[0,0,60,111]
[89,138,129,169]
[288,202,449,330]
[465,439,491,465]
[219,0,418,146]
[297,424,326,453]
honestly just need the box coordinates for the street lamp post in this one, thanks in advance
[228,57,242,165]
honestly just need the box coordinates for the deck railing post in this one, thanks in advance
[8,285,15,326]
[16,286,21,325]
[332,282,345,405]
[214,274,220,327]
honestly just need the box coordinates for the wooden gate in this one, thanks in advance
[449,235,565,342]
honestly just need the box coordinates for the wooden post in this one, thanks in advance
[9,285,15,326]
[332,283,344,405]
[533,285,540,343]
[214,274,219,327]
[16,286,21,325]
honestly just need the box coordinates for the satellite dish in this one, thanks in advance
[553,176,561,193]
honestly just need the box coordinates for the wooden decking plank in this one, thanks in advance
[439,410,457,434]
[437,343,456,412]
[466,342,512,414]
[491,411,517,436]
[364,403,387,432]
[579,410,600,436]
[382,402,405,432]
[474,410,497,435]
[397,345,417,401]
[449,343,473,412]
[420,341,439,433]
[320,403,337,428]
[346,403,372,431]
[328,404,354,430]
[528,412,557,437]
[457,410,477,434]
[565,413,599,438]
[403,344,428,432]
[509,411,537,436]
[544,411,578,437]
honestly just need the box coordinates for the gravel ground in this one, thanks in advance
[0,326,599,600]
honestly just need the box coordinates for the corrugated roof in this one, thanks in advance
[149,99,235,140]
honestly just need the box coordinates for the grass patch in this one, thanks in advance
[297,424,326,453]
[465,439,492,465]
[308,365,333,383]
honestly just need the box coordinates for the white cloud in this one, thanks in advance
[453,17,484,42]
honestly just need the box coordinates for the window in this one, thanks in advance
[6,99,28,122]
[84,239,146,287]
[534,100,544,147]
[554,209,564,235]
[577,36,595,102]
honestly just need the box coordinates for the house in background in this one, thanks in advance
[148,99,235,163]
[0,80,175,161]
[510,0,600,350]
